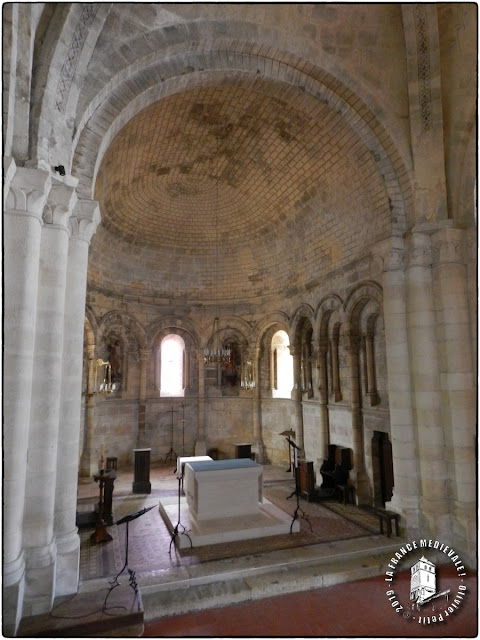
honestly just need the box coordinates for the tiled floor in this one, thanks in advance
[77,462,379,582]
[77,463,477,638]
[143,565,477,638]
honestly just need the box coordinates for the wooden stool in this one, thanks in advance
[106,456,118,471]
[376,509,400,537]
[335,484,355,505]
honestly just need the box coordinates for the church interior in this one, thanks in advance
[3,3,477,637]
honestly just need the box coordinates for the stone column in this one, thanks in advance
[80,345,97,476]
[3,165,51,634]
[137,349,151,447]
[195,349,207,455]
[251,347,266,462]
[331,330,342,401]
[55,199,100,596]
[314,339,330,461]
[344,325,370,504]
[405,226,450,540]
[372,236,420,536]
[432,226,476,559]
[23,181,76,616]
[364,329,380,406]
[290,346,304,451]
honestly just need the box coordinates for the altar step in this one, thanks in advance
[17,584,144,637]
[137,535,402,621]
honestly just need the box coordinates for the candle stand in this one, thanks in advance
[90,470,113,544]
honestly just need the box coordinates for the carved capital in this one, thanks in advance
[70,198,101,244]
[288,346,301,358]
[405,232,432,269]
[431,228,466,267]
[5,167,51,220]
[139,349,151,361]
[43,181,77,230]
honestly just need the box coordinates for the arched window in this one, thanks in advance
[271,330,293,399]
[160,334,185,397]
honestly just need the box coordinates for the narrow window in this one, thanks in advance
[272,330,293,399]
[160,334,185,397]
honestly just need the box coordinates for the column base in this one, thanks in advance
[79,449,100,478]
[23,542,56,617]
[55,531,80,596]
[418,498,452,542]
[351,468,372,505]
[3,554,26,637]
[385,493,421,539]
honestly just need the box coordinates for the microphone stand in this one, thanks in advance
[103,506,155,611]
[279,429,296,473]
[179,403,189,457]
[286,439,313,534]
[285,437,292,472]
[163,406,178,463]
[169,473,193,553]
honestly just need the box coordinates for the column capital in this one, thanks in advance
[431,226,467,267]
[69,198,101,244]
[5,166,51,220]
[288,345,301,358]
[139,348,152,361]
[405,228,432,269]
[43,180,77,230]
[371,236,406,272]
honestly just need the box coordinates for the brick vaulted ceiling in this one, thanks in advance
[85,5,412,306]
[96,78,386,251]
[92,75,393,305]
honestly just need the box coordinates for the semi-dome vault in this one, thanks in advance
[25,3,433,304]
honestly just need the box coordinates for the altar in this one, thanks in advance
[184,458,263,521]
[158,459,300,548]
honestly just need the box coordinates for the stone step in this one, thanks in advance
[138,535,401,621]
[17,584,144,637]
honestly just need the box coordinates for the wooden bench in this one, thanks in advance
[375,508,400,537]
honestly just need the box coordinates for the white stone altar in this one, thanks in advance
[158,460,300,548]
[176,455,212,479]
[184,458,263,520]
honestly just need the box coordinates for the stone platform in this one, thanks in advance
[159,495,300,548]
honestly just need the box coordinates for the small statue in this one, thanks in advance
[108,339,121,382]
